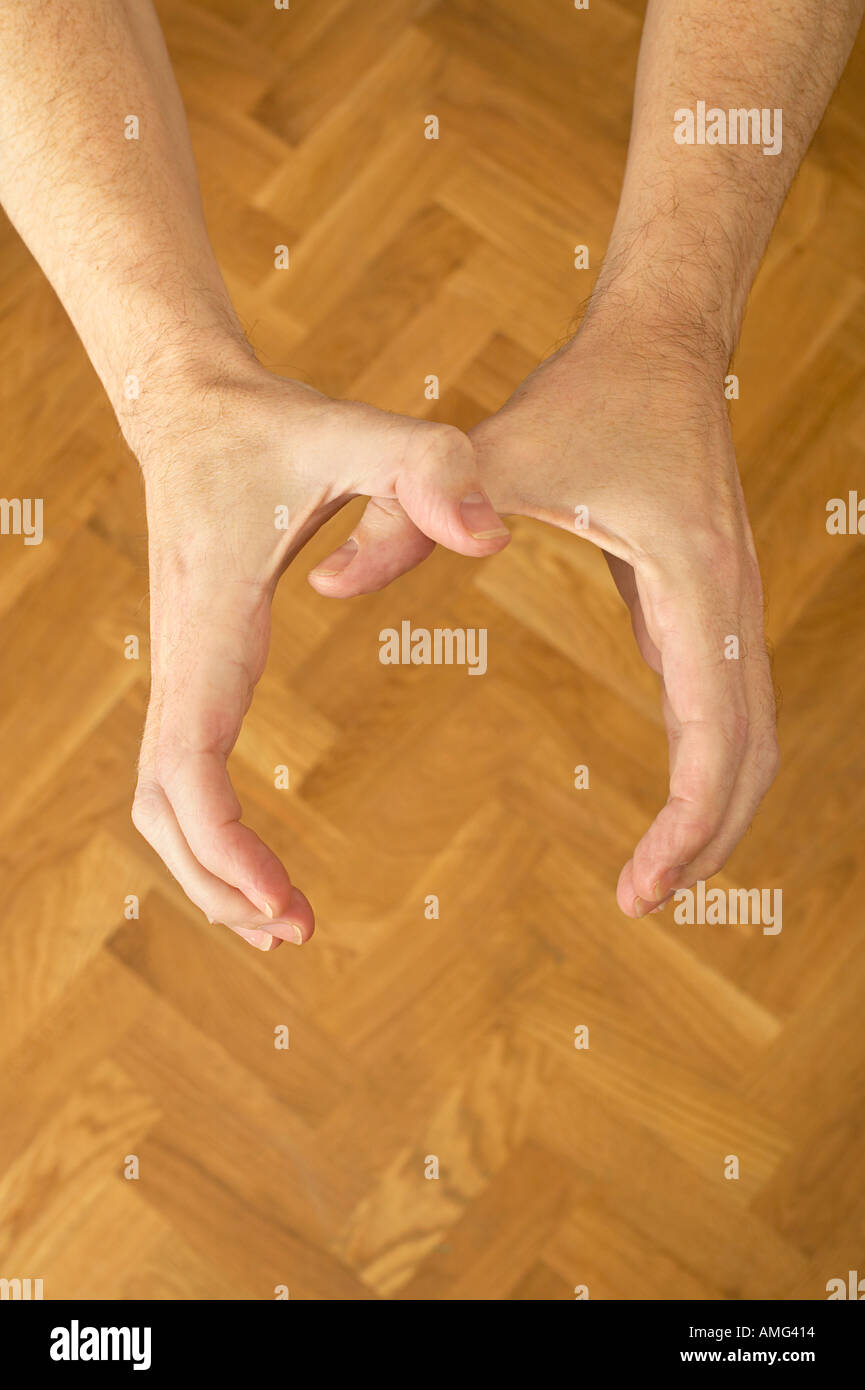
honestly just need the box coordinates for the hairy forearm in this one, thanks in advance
[0,0,253,444]
[586,0,865,370]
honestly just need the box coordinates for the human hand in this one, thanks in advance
[323,326,778,918]
[129,363,509,950]
[476,330,778,917]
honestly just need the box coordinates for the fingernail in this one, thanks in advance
[273,921,304,945]
[235,926,276,951]
[312,538,358,577]
[634,897,650,918]
[459,492,509,540]
[246,891,274,918]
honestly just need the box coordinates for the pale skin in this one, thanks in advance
[1,1,861,948]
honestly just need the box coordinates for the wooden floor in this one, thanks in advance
[1,0,865,1302]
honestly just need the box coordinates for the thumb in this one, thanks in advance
[392,424,511,557]
[308,496,434,596]
[309,422,512,596]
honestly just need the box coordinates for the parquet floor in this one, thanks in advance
[1,0,865,1301]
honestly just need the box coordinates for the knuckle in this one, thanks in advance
[131,781,162,836]
[422,423,475,472]
[153,743,182,788]
[757,733,781,787]
[688,821,720,854]
[673,812,718,859]
[701,854,727,880]
[435,422,472,454]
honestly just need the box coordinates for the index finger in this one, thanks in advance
[619,552,749,914]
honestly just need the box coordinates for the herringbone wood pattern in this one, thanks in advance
[1,0,864,1300]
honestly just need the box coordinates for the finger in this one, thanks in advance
[618,665,778,917]
[604,552,662,673]
[648,586,779,900]
[157,743,294,917]
[131,777,310,949]
[618,553,749,916]
[146,583,295,920]
[308,496,435,596]
[319,406,510,559]
[390,422,511,557]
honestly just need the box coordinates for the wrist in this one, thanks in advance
[121,349,329,487]
[580,279,733,389]
[553,307,732,418]
[581,202,746,386]
[113,336,267,465]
